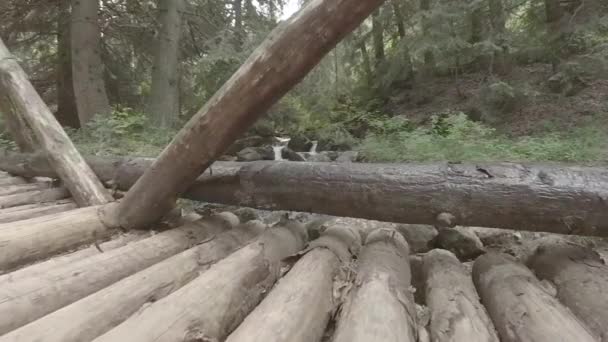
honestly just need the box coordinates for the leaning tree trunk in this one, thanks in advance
[0,39,112,206]
[109,0,388,230]
[4,152,608,236]
[71,0,111,124]
[147,0,184,128]
[473,253,598,342]
[0,95,37,152]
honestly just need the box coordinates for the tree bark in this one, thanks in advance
[0,95,37,152]
[0,220,266,342]
[473,253,598,342]
[422,249,499,342]
[234,0,244,50]
[332,228,417,342]
[420,0,435,75]
[488,0,509,74]
[93,221,308,342]
[528,241,608,341]
[371,9,385,69]
[392,0,406,39]
[0,213,239,335]
[71,0,111,124]
[0,200,77,223]
[147,0,184,128]
[0,177,27,186]
[109,0,388,230]
[226,223,362,342]
[4,153,608,236]
[0,204,114,272]
[0,182,51,196]
[56,0,80,128]
[0,38,112,206]
[0,187,70,209]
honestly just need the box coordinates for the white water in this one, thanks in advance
[273,137,291,161]
[309,141,318,155]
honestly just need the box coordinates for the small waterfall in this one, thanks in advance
[309,141,318,155]
[273,137,291,161]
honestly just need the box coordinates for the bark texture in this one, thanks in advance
[0,187,70,209]
[0,200,77,223]
[56,0,80,128]
[109,0,388,229]
[147,0,184,128]
[422,249,499,342]
[4,153,608,235]
[528,240,608,341]
[226,224,362,342]
[473,253,598,342]
[0,213,238,335]
[0,182,51,196]
[71,0,111,123]
[0,94,37,152]
[93,222,308,342]
[0,204,114,272]
[332,228,417,342]
[0,38,112,206]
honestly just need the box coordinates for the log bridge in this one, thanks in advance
[1,0,607,340]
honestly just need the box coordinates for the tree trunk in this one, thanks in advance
[147,0,184,129]
[422,249,499,342]
[0,213,239,335]
[0,182,51,196]
[234,0,244,50]
[528,241,608,340]
[0,220,265,342]
[544,0,564,70]
[420,0,435,75]
[93,222,308,342]
[4,153,608,236]
[109,0,388,230]
[332,228,417,342]
[0,200,76,223]
[371,9,385,69]
[0,204,114,272]
[488,0,509,74]
[225,223,362,342]
[0,187,70,209]
[359,41,373,85]
[0,176,27,186]
[71,0,111,124]
[56,0,80,128]
[473,253,598,342]
[470,5,483,44]
[0,39,112,206]
[392,0,406,38]
[0,95,38,153]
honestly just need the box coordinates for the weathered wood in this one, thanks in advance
[0,182,51,196]
[1,220,265,342]
[332,228,417,342]
[528,240,608,340]
[226,223,362,342]
[0,187,70,209]
[0,38,111,206]
[94,221,308,341]
[0,177,27,186]
[109,0,387,229]
[0,201,77,223]
[473,253,598,342]
[0,213,238,335]
[0,204,114,272]
[4,152,608,235]
[422,249,499,342]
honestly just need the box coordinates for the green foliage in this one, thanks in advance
[359,112,608,163]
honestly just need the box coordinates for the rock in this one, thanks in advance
[325,151,339,161]
[435,227,485,261]
[287,136,313,152]
[307,153,332,162]
[396,224,438,253]
[336,151,359,163]
[250,122,275,137]
[547,72,568,93]
[236,146,273,161]
[409,254,425,304]
[233,207,260,222]
[226,136,274,155]
[282,147,305,161]
[218,155,237,161]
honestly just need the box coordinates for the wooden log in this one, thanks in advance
[0,187,69,209]
[226,223,362,342]
[4,152,608,235]
[0,204,114,272]
[109,0,387,229]
[0,200,77,223]
[0,38,111,206]
[0,220,266,342]
[93,221,308,341]
[0,182,51,196]
[332,228,417,342]
[528,241,608,340]
[0,177,27,186]
[0,212,239,335]
[472,253,598,342]
[422,249,499,342]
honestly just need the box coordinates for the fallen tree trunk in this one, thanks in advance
[332,228,417,342]
[3,152,608,235]
[0,220,267,342]
[226,222,362,342]
[0,200,77,223]
[0,38,111,206]
[473,253,598,342]
[0,187,69,209]
[0,212,239,335]
[422,249,498,342]
[0,177,27,186]
[528,240,608,341]
[93,221,308,342]
[0,182,50,196]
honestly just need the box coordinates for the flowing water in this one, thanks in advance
[273,137,291,161]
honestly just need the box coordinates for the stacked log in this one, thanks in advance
[93,221,308,341]
[0,220,265,342]
[0,187,69,209]
[332,228,417,342]
[473,253,598,342]
[0,200,77,223]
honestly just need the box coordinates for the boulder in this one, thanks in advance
[396,224,438,253]
[237,147,273,162]
[307,153,332,163]
[336,151,359,163]
[435,227,485,261]
[287,136,313,152]
[281,148,305,162]
[226,136,274,155]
